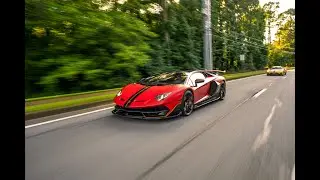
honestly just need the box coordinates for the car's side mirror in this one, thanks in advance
[195,79,205,86]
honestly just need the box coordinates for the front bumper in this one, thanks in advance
[112,105,181,120]
[267,72,283,75]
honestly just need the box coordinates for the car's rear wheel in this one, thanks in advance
[219,83,226,100]
[182,90,194,116]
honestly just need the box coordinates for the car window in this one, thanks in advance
[271,66,282,69]
[139,72,188,85]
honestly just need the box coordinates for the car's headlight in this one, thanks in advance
[117,90,122,97]
[156,92,171,101]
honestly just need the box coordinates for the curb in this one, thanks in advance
[25,100,114,121]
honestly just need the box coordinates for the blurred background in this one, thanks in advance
[25,0,295,99]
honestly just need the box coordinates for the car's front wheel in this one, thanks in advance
[182,90,194,116]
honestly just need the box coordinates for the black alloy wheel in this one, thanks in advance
[182,91,194,116]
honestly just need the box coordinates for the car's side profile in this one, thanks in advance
[112,70,226,119]
[267,66,287,76]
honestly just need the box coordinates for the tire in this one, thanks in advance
[182,90,194,116]
[219,83,226,100]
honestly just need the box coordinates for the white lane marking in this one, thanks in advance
[264,105,276,129]
[283,76,287,79]
[253,88,267,99]
[25,107,113,129]
[269,83,272,87]
[252,104,276,151]
[252,126,272,152]
[291,164,295,180]
[275,98,282,107]
[25,74,267,128]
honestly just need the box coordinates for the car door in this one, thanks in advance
[188,72,210,103]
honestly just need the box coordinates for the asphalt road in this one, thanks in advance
[25,71,295,180]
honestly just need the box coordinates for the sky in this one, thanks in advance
[259,0,295,41]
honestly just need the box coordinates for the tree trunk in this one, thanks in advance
[268,21,271,44]
[159,0,170,65]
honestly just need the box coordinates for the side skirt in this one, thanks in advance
[194,96,220,109]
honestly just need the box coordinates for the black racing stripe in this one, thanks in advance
[124,86,150,108]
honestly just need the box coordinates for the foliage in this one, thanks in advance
[26,93,115,113]
[26,0,156,97]
[268,8,295,67]
[25,0,295,98]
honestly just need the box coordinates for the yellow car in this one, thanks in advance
[267,66,287,76]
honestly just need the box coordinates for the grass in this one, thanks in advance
[26,94,116,113]
[224,70,265,80]
[26,89,121,107]
[26,87,122,102]
[25,70,267,114]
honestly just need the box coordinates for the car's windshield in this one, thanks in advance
[271,66,282,69]
[138,72,188,86]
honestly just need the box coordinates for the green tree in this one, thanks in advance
[25,0,156,97]
[268,8,295,67]
[25,0,293,98]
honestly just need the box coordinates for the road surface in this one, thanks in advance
[25,71,295,180]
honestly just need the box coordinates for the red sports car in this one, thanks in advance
[112,70,226,119]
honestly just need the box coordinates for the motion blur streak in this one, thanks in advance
[25,107,113,129]
[252,104,275,152]
[25,0,294,99]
